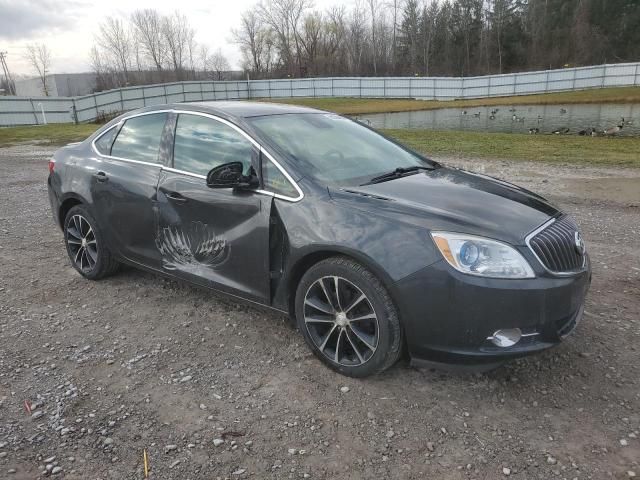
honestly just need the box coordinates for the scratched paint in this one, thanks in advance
[156,221,230,273]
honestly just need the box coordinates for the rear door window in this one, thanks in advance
[111,113,168,163]
[172,114,254,176]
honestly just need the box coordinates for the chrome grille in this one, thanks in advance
[527,216,586,274]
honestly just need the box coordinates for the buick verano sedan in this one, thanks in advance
[48,102,591,377]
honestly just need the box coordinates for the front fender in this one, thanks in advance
[271,193,442,317]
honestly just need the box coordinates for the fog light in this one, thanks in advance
[489,328,522,347]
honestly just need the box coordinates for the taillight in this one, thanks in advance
[48,159,55,174]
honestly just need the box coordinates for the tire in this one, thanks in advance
[295,256,403,377]
[64,205,119,280]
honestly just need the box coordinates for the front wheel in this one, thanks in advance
[295,256,403,377]
[64,205,119,280]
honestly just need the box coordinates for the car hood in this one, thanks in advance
[329,167,560,245]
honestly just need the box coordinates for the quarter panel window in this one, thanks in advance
[94,126,118,155]
[110,113,168,163]
[262,158,298,198]
[173,114,254,176]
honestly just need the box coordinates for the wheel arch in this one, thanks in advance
[285,246,400,321]
[58,193,89,230]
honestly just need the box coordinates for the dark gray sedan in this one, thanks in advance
[47,102,591,377]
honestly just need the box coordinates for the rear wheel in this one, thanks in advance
[295,256,403,377]
[64,205,119,280]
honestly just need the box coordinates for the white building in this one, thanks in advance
[14,73,97,97]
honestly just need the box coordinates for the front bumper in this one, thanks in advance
[395,255,591,366]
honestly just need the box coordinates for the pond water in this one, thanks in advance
[358,103,640,137]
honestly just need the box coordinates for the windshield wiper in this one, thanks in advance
[361,166,434,186]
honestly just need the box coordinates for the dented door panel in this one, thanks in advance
[91,158,163,268]
[155,170,271,303]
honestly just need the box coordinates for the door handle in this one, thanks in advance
[93,171,108,183]
[166,192,188,203]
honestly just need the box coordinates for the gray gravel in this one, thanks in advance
[0,144,638,479]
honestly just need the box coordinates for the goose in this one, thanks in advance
[512,114,517,121]
[552,127,570,135]
[489,114,496,120]
[509,107,516,113]
[603,123,623,136]
[578,127,596,136]
[462,110,468,115]
[560,108,567,114]
[473,112,481,118]
[490,108,499,115]
[528,128,539,134]
[622,117,633,126]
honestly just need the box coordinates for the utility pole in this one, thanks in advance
[0,51,17,95]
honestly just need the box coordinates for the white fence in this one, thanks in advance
[1,62,639,126]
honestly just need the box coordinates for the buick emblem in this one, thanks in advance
[574,232,585,256]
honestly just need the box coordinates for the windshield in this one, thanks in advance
[248,113,434,186]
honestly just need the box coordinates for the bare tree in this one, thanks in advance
[324,6,348,74]
[96,17,133,85]
[232,10,278,77]
[131,9,166,72]
[257,0,311,77]
[232,10,270,76]
[421,1,438,75]
[386,0,402,71]
[299,12,323,75]
[90,45,122,91]
[205,49,231,80]
[347,1,368,74]
[25,43,52,96]
[199,45,210,74]
[162,12,194,79]
[488,0,513,73]
[367,0,380,75]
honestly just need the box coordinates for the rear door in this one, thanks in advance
[155,112,271,302]
[91,111,170,269]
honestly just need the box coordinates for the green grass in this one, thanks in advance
[0,124,99,147]
[264,86,640,115]
[383,129,640,167]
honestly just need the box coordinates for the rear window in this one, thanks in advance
[111,113,168,163]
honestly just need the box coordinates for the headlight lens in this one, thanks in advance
[431,232,535,279]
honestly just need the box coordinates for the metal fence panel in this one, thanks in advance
[1,62,638,126]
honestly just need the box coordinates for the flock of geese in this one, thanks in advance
[461,107,633,136]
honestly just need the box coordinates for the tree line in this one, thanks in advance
[234,0,639,78]
[15,0,640,95]
[90,10,234,91]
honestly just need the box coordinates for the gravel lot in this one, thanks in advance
[0,144,639,480]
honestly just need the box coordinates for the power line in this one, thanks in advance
[0,51,17,95]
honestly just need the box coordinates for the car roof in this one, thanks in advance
[172,101,324,119]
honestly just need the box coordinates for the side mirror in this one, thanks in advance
[206,162,258,190]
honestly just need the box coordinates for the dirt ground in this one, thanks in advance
[0,144,638,480]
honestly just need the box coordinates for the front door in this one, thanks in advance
[155,112,271,303]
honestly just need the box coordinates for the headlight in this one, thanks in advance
[431,232,535,279]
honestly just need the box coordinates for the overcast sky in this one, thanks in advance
[0,0,341,77]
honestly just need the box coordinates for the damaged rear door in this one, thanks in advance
[155,112,271,303]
